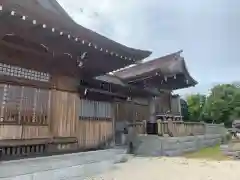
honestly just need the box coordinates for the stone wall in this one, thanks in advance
[205,123,226,135]
[0,148,126,180]
[134,134,223,157]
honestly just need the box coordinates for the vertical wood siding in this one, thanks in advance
[0,125,50,140]
[0,84,51,140]
[79,99,111,119]
[156,92,171,114]
[51,90,114,149]
[76,119,113,149]
[50,90,78,137]
[0,86,114,149]
[0,84,51,125]
[115,101,149,122]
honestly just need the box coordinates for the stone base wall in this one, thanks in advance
[0,148,126,180]
[134,134,223,157]
[205,123,227,135]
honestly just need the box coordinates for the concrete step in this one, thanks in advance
[0,148,126,180]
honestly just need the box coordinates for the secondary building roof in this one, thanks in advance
[113,51,197,90]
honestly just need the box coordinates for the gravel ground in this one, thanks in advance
[92,157,240,180]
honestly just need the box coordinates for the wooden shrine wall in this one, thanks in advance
[77,119,113,149]
[171,96,181,115]
[0,59,150,149]
[155,92,171,114]
[0,84,51,140]
[0,43,114,150]
[77,99,113,148]
[50,90,78,137]
[51,90,114,149]
[114,99,149,122]
[0,86,114,149]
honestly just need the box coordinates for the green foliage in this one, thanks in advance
[186,93,206,121]
[186,83,240,127]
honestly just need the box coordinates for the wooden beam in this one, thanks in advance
[0,40,52,59]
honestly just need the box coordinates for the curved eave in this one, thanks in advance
[180,58,198,87]
[128,74,195,90]
[120,51,198,90]
[0,0,151,61]
[114,51,182,80]
[93,75,159,97]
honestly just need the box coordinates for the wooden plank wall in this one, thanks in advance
[50,90,78,137]
[0,125,50,140]
[50,90,114,149]
[0,52,114,150]
[156,92,171,114]
[171,96,181,115]
[0,84,51,140]
[77,119,113,149]
[115,101,149,122]
[0,84,114,149]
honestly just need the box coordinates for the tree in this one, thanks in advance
[204,84,240,126]
[186,94,206,122]
[186,83,240,127]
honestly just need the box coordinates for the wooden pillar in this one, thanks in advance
[131,99,135,123]
[149,97,156,123]
[168,92,172,113]
[126,97,134,123]
[111,102,116,146]
[49,88,56,138]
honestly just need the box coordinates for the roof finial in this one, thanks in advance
[178,50,183,54]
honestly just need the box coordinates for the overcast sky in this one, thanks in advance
[57,0,240,95]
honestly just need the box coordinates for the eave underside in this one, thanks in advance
[80,77,159,99]
[0,0,151,76]
[128,74,195,90]
[114,51,180,79]
[114,51,198,90]
[0,16,141,77]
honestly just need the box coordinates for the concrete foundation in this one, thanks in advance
[205,123,226,135]
[134,134,223,157]
[0,148,127,180]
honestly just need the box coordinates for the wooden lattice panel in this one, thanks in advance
[0,63,50,82]
[0,84,51,125]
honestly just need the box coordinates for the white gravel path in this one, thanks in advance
[93,157,240,180]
